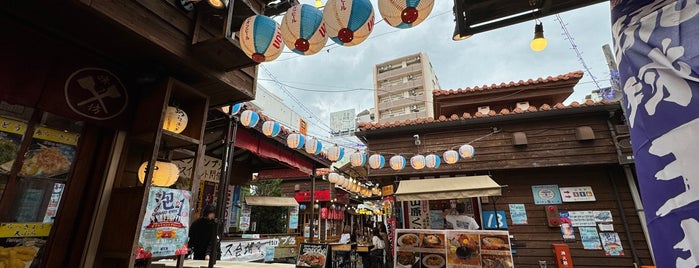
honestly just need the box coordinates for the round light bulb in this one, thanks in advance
[530,37,548,51]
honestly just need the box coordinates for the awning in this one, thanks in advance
[244,196,299,207]
[394,176,502,202]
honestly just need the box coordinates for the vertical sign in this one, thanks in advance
[289,205,299,229]
[137,187,190,259]
[407,200,430,229]
[299,118,308,135]
[240,204,251,232]
[612,1,699,266]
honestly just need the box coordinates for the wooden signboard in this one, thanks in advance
[296,243,330,268]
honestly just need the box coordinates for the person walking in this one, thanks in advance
[442,203,480,230]
[188,206,216,260]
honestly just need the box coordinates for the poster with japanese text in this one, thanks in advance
[296,243,330,267]
[579,227,602,250]
[407,200,431,229]
[0,222,51,267]
[137,187,190,259]
[508,204,528,225]
[531,185,562,205]
[567,211,596,227]
[221,238,279,262]
[394,229,513,268]
[599,232,624,256]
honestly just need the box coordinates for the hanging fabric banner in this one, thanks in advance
[612,1,699,266]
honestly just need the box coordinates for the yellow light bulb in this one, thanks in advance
[530,37,547,52]
[208,0,225,9]
[315,0,322,8]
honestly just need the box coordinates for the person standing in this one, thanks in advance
[188,206,216,260]
[370,228,385,268]
[442,203,480,230]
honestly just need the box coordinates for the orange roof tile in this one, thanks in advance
[433,71,585,96]
[357,100,618,131]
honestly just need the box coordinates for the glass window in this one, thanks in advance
[0,101,34,200]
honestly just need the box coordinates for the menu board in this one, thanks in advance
[0,222,52,268]
[137,187,191,259]
[296,243,330,268]
[0,116,26,174]
[395,229,513,268]
[20,126,79,178]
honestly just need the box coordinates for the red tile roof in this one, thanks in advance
[358,100,618,131]
[433,71,585,96]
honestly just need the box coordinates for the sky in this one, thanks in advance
[257,1,614,140]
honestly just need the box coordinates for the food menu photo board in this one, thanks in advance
[20,126,79,178]
[395,229,513,268]
[296,243,330,268]
[0,116,27,174]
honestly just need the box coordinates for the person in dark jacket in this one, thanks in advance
[188,206,216,260]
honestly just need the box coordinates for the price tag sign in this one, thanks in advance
[482,210,508,229]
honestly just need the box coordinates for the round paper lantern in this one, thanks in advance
[305,138,323,155]
[349,151,367,167]
[323,0,375,46]
[389,155,406,170]
[337,175,346,186]
[378,0,435,28]
[240,110,260,128]
[368,154,385,169]
[300,204,307,210]
[372,187,380,195]
[163,106,188,134]
[410,154,426,170]
[262,121,281,137]
[443,150,459,164]
[138,161,180,187]
[341,177,351,188]
[281,4,328,55]
[240,15,284,63]
[458,144,475,159]
[327,145,345,162]
[287,133,306,149]
[314,204,320,209]
[230,103,243,115]
[328,172,341,184]
[425,154,441,169]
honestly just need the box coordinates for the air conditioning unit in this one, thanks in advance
[516,101,530,111]
[478,106,491,114]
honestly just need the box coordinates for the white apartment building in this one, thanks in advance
[373,52,441,124]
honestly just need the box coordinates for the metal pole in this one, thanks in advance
[209,111,238,268]
[309,170,316,243]
[609,169,641,266]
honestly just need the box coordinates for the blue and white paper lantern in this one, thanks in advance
[281,4,328,55]
[425,154,441,169]
[323,0,375,46]
[240,110,260,128]
[305,138,323,155]
[378,0,435,29]
[443,150,459,164]
[327,145,345,162]
[262,121,281,137]
[230,103,243,115]
[240,15,284,63]
[389,155,406,170]
[410,154,426,170]
[368,154,385,169]
[287,133,305,149]
[349,151,367,167]
[458,144,475,159]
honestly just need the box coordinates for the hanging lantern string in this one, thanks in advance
[360,127,502,156]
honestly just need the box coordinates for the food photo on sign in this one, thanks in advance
[296,243,330,268]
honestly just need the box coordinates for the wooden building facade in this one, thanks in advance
[0,1,287,267]
[356,71,652,267]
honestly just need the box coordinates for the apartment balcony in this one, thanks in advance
[377,78,424,96]
[378,95,426,111]
[376,64,423,80]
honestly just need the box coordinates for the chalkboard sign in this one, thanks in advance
[296,243,330,268]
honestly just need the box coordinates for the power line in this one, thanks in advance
[555,14,603,91]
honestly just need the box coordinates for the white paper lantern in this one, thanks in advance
[341,177,351,188]
[349,151,367,167]
[240,110,260,128]
[337,175,346,186]
[230,103,243,115]
[368,154,385,169]
[138,161,180,187]
[378,0,434,28]
[443,150,459,164]
[328,172,341,184]
[458,144,475,159]
[410,154,426,170]
[287,133,305,149]
[389,155,406,170]
[323,0,375,46]
[281,4,328,55]
[240,15,284,62]
[426,154,441,169]
[163,106,188,134]
[327,145,345,162]
[305,138,323,155]
[372,187,380,195]
[262,121,281,137]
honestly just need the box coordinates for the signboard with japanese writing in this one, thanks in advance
[0,116,26,175]
[567,211,596,227]
[599,232,624,256]
[394,229,514,268]
[221,238,279,262]
[296,243,330,268]
[0,222,52,267]
[137,187,191,259]
[531,185,562,205]
[579,227,602,250]
[559,186,596,202]
[508,204,528,225]
[407,200,430,229]
[42,183,65,223]
[289,206,299,229]
[299,118,308,136]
